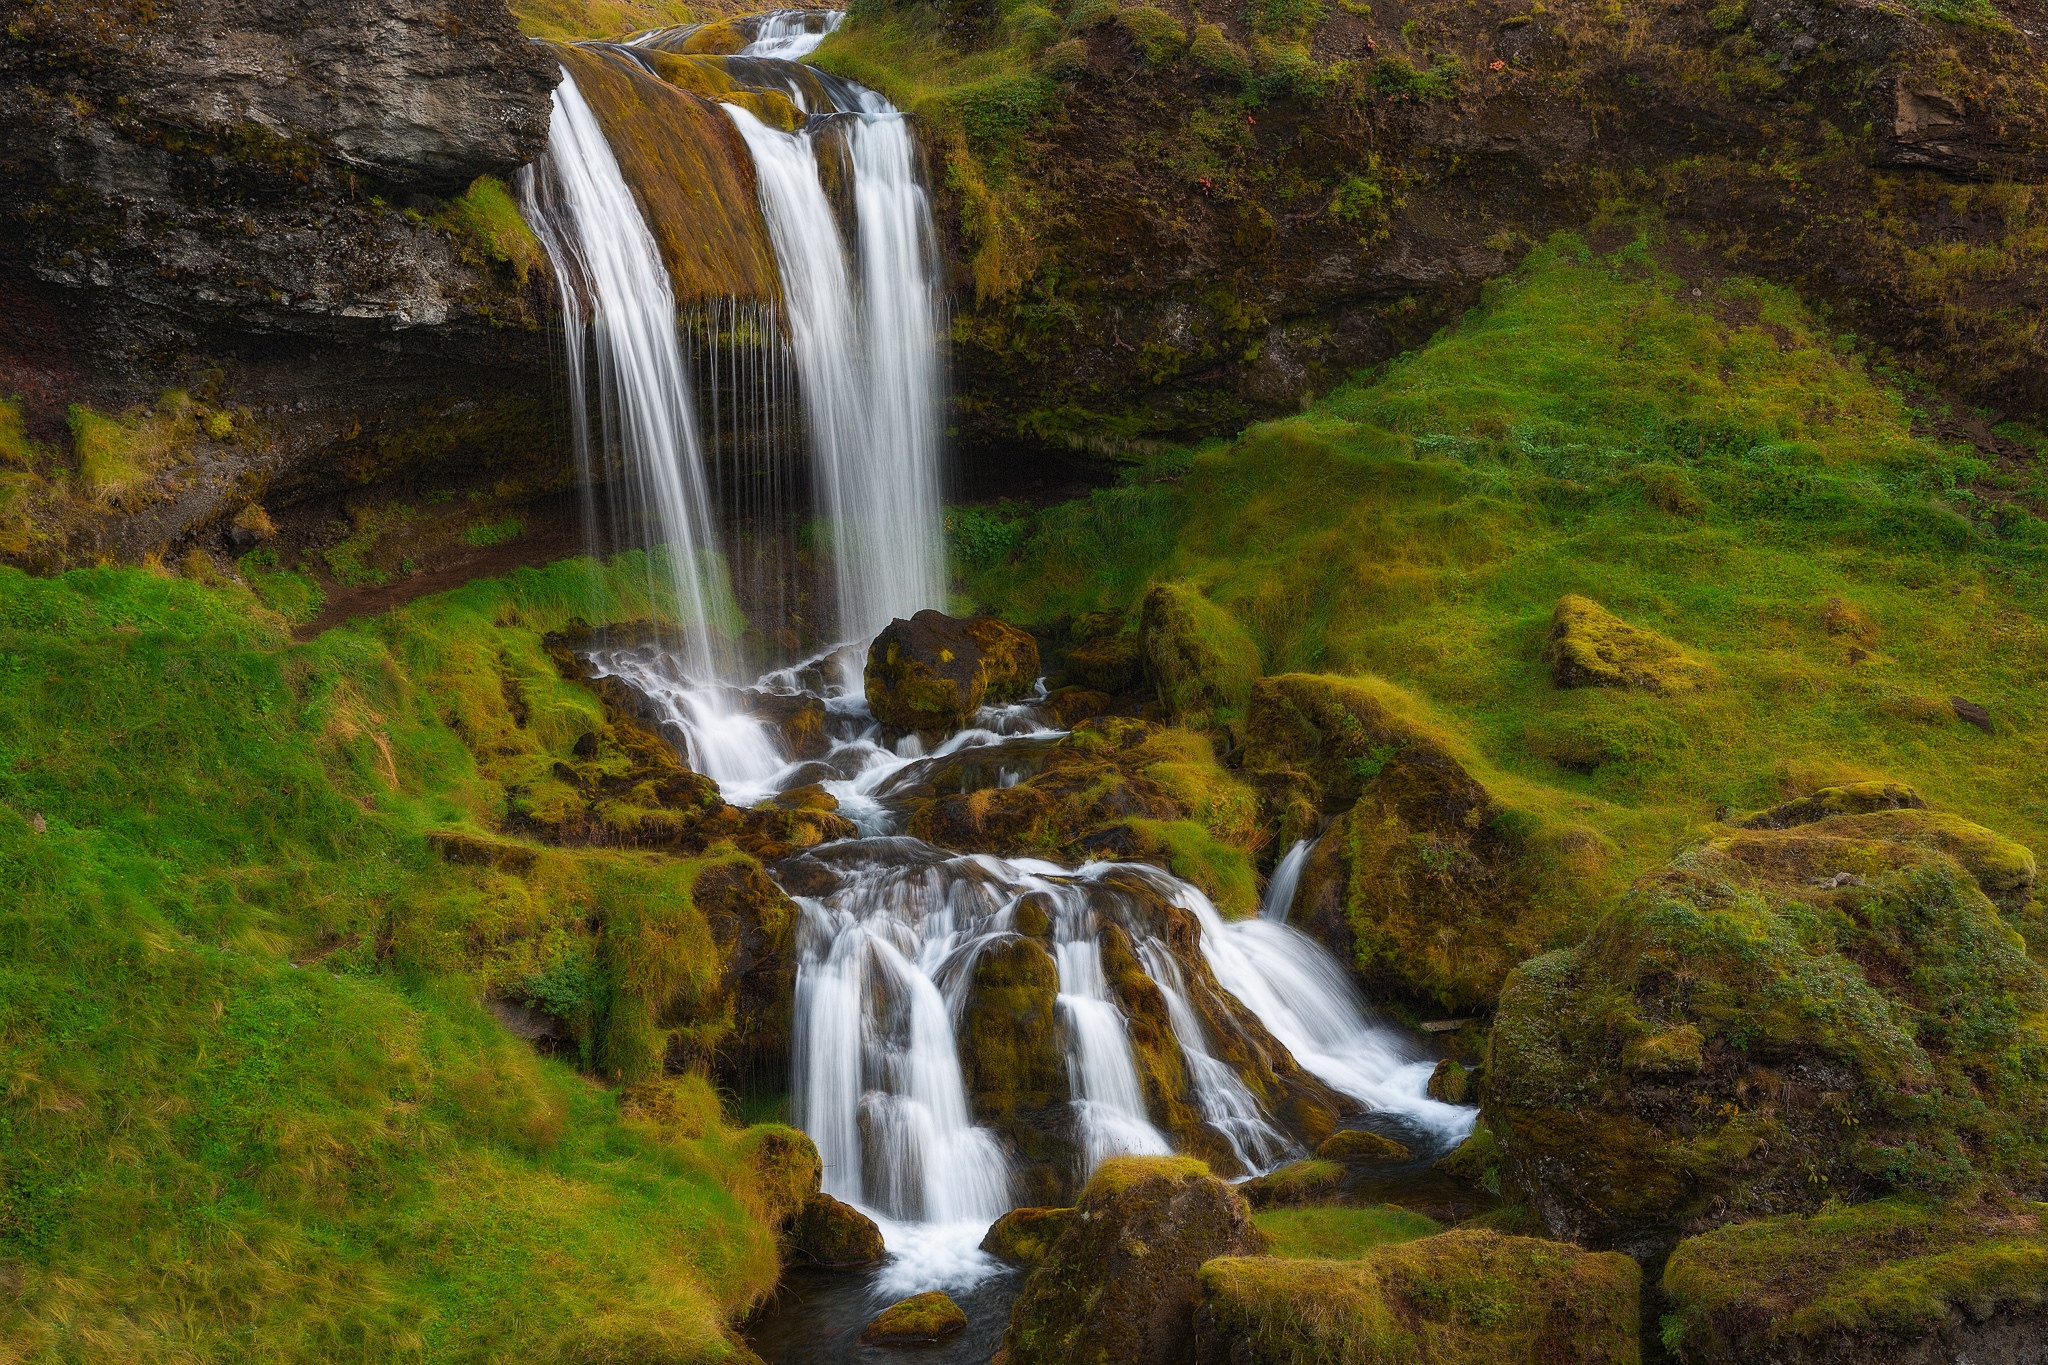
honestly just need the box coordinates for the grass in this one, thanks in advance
[1255,1204,1442,1258]
[0,557,793,1360]
[963,231,2048,922]
[434,177,548,285]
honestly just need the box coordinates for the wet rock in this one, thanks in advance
[1138,583,1261,736]
[787,1192,885,1268]
[1544,594,1708,694]
[1046,685,1115,728]
[1064,633,1143,696]
[732,1124,825,1232]
[982,1206,1076,1268]
[1194,1229,1641,1364]
[964,615,1042,702]
[1317,1128,1413,1163]
[695,859,802,1090]
[960,936,1072,1203]
[746,692,831,760]
[1424,1060,1471,1105]
[1484,815,2048,1260]
[864,609,993,736]
[998,1155,1261,1365]
[1736,780,1926,830]
[1239,1157,1346,1208]
[861,1291,966,1347]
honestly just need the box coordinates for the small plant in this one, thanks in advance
[1371,52,1463,99]
[466,516,525,548]
[1117,4,1187,63]
[1189,22,1250,78]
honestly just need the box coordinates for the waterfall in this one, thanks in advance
[740,7,845,58]
[516,68,732,679]
[724,93,946,642]
[1047,888,1175,1169]
[1260,837,1313,922]
[1132,938,1297,1172]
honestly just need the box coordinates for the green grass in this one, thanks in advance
[0,558,789,1360]
[1255,1204,1442,1258]
[965,231,2048,917]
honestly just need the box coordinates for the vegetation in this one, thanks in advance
[1199,1229,1641,1362]
[434,177,547,285]
[0,557,801,1359]
[1254,1204,1442,1259]
[1661,1196,2048,1360]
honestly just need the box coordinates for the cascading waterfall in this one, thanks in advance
[516,69,732,679]
[1260,837,1314,922]
[724,88,946,641]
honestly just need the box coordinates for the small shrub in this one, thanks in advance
[1370,52,1463,98]
[946,503,1027,571]
[1038,36,1090,78]
[1117,4,1187,62]
[1064,0,1117,32]
[1249,0,1327,38]
[947,70,1058,155]
[1189,22,1250,77]
[466,516,526,548]
[0,399,34,469]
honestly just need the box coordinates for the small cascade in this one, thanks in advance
[1048,889,1175,1169]
[518,68,733,678]
[739,8,845,58]
[1260,837,1314,922]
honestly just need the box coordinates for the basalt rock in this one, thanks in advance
[981,1206,1076,1267]
[1483,813,2048,1261]
[864,609,1012,737]
[0,0,566,567]
[998,1155,1261,1365]
[787,1191,885,1268]
[1736,780,1927,830]
[1318,1128,1412,1163]
[1239,1157,1346,1208]
[860,1291,967,1347]
[959,935,1073,1203]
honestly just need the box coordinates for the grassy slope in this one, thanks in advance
[965,232,2048,934]
[0,560,781,1361]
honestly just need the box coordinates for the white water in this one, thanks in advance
[516,69,732,679]
[1047,889,1175,1169]
[1260,837,1313,922]
[739,7,845,58]
[724,92,945,642]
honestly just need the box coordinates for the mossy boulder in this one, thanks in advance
[1064,632,1143,695]
[1427,1060,1474,1104]
[787,1191,885,1268]
[865,609,1040,737]
[1660,1196,2048,1364]
[1544,594,1708,694]
[982,1206,1075,1267]
[1138,583,1261,736]
[1261,675,1610,1012]
[1240,1158,1347,1209]
[1484,817,2048,1260]
[1735,780,1926,830]
[1194,1229,1642,1364]
[1318,1128,1413,1163]
[860,1291,967,1346]
[998,1155,1261,1365]
[960,935,1072,1202]
[964,615,1042,702]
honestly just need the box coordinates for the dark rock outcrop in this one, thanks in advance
[998,1155,1261,1365]
[865,609,1036,737]
[787,1191,885,1268]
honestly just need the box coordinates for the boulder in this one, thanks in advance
[1424,1059,1471,1105]
[982,1206,1076,1267]
[998,1155,1261,1365]
[1239,1158,1346,1209]
[1661,1196,2048,1364]
[1483,816,2048,1260]
[860,1291,967,1346]
[1543,594,1707,693]
[1138,583,1262,733]
[1194,1229,1642,1364]
[1065,633,1144,695]
[1317,1129,1413,1163]
[787,1191,885,1268]
[865,610,1038,736]
[1735,780,1926,830]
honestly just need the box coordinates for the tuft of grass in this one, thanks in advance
[67,393,199,505]
[435,176,548,284]
[465,515,526,548]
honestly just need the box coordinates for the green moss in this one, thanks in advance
[236,548,326,625]
[434,175,547,285]
[1318,1128,1413,1162]
[1255,1204,1442,1259]
[1188,23,1249,78]
[465,515,525,548]
[1242,1157,1347,1208]
[862,1290,968,1344]
[1662,1196,2048,1360]
[1139,581,1262,734]
[1116,4,1186,63]
[1546,594,1709,693]
[984,1205,1076,1266]
[0,398,33,469]
[1199,1229,1641,1362]
[507,0,693,42]
[66,394,197,505]
[0,557,794,1358]
[1369,53,1463,99]
[1084,1153,1212,1197]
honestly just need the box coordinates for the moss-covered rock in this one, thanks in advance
[982,1206,1076,1267]
[1736,780,1926,830]
[1544,594,1708,694]
[1318,1128,1412,1163]
[960,935,1072,1202]
[1064,632,1143,695]
[1194,1229,1642,1364]
[1240,1157,1347,1209]
[1660,1196,2048,1364]
[1138,583,1262,737]
[998,1155,1261,1365]
[1427,1059,1473,1105]
[861,1290,968,1346]
[786,1191,885,1268]
[866,609,991,736]
[1261,674,1610,1012]
[1484,817,2048,1259]
[964,614,1043,702]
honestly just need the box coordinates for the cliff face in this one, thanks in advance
[826,0,2048,465]
[0,0,564,566]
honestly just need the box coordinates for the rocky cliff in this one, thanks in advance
[0,0,562,566]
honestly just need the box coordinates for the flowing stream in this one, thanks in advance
[518,10,1477,1351]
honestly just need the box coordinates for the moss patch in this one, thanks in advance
[1254,1204,1443,1259]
